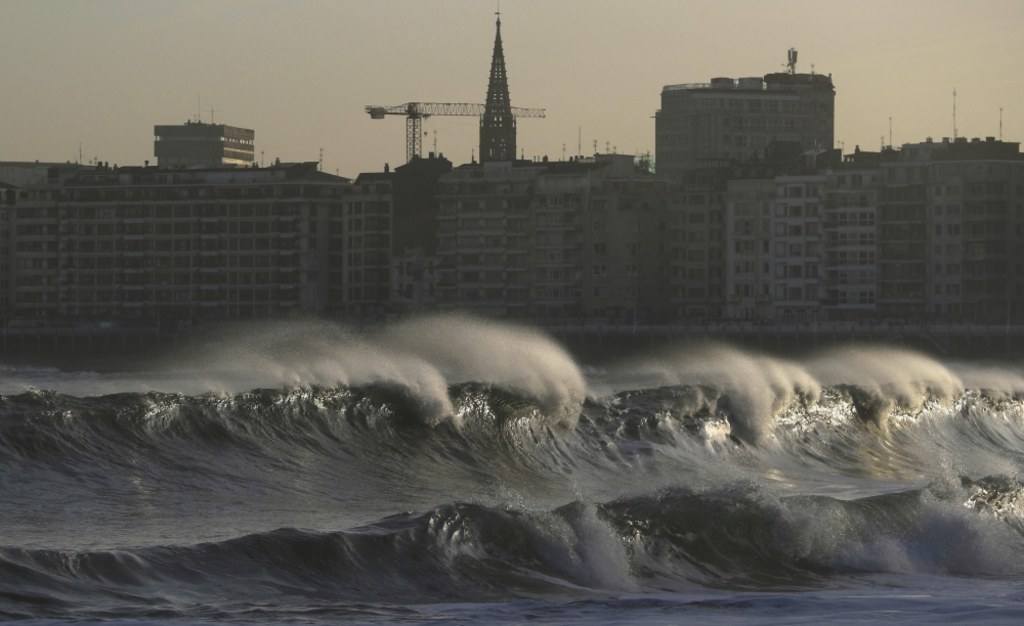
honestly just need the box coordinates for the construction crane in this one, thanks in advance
[365,102,546,163]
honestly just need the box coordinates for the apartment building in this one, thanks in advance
[2,137,1019,334]
[878,137,1024,322]
[668,184,726,320]
[436,160,545,319]
[1,162,348,332]
[715,138,1022,323]
[335,154,454,318]
[0,162,89,188]
[390,155,453,314]
[435,154,674,324]
[770,174,826,320]
[721,171,828,321]
[341,171,393,317]
[723,178,774,319]
[656,53,835,182]
[822,154,880,320]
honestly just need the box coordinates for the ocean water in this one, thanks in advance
[2,314,1023,625]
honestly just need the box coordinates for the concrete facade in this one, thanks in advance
[1,162,347,333]
[878,137,1024,322]
[341,172,393,317]
[154,122,256,168]
[822,159,880,320]
[0,138,1020,337]
[656,65,835,182]
[435,155,675,324]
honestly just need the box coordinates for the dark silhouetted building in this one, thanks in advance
[435,154,676,324]
[339,154,453,318]
[154,121,255,168]
[877,137,1024,322]
[1,162,347,333]
[479,15,516,162]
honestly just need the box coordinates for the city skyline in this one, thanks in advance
[2,0,1022,177]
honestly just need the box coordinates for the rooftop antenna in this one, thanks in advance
[210,107,215,124]
[578,126,582,156]
[1000,107,1003,140]
[953,88,958,140]
[889,117,893,147]
[319,147,323,171]
[197,94,201,123]
[787,48,798,75]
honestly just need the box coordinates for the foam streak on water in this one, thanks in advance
[1,315,1023,624]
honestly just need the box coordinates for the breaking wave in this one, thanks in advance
[3,316,1024,621]
[3,477,1023,621]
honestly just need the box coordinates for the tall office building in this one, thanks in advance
[154,121,255,168]
[655,50,835,182]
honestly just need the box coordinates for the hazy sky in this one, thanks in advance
[2,0,1022,178]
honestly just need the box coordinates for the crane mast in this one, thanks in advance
[365,102,545,163]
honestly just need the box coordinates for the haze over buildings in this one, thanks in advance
[1,1,1023,348]
[1,1,1021,177]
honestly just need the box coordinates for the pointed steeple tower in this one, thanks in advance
[479,11,516,162]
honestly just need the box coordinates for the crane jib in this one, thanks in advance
[364,102,545,162]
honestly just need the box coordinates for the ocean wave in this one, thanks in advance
[3,476,1023,621]
[0,382,572,467]
[4,322,1024,622]
[3,379,1024,496]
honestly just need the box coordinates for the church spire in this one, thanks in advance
[479,11,516,162]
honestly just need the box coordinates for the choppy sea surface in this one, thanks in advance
[2,314,1024,625]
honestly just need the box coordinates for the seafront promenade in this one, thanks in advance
[553,320,1024,359]
[2,319,1023,363]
